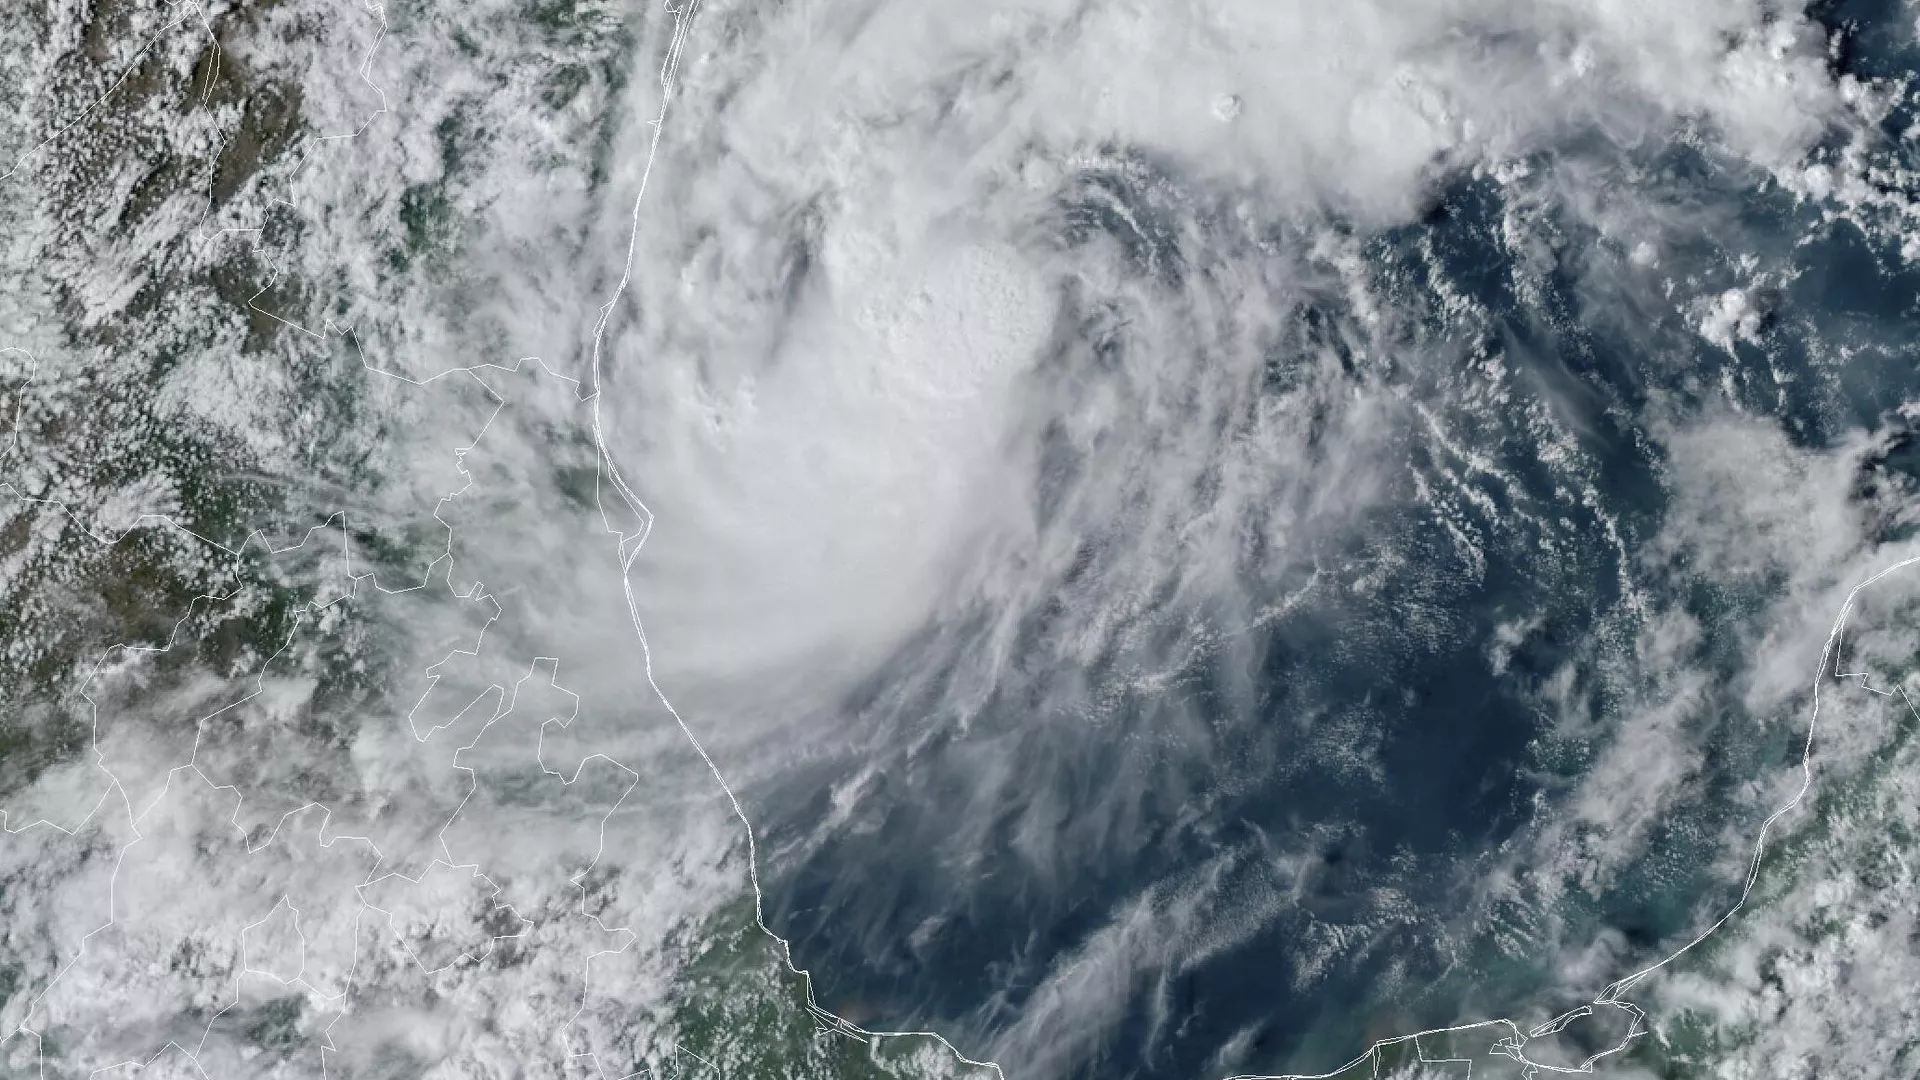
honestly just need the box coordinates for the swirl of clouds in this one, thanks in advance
[9,0,1920,1078]
[580,0,1920,1075]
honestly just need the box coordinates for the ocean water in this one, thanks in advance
[10,0,1920,1077]
[745,29,1920,1075]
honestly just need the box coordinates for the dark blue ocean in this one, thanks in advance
[747,4,1920,1077]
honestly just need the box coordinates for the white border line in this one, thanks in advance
[578,1,1007,1075]
[8,0,1914,1076]
[1223,551,1920,1079]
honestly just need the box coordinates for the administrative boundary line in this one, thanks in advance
[0,342,700,1076]
[8,0,1911,1077]
[2,0,1004,1073]
[518,0,1920,1076]
[0,4,647,1073]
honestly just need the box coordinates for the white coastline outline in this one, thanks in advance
[1215,553,1920,1080]
[3,0,1918,1077]
[572,4,1920,1079]
[576,0,1010,1075]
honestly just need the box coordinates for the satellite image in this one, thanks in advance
[4,0,1920,1077]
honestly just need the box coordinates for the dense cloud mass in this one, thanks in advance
[609,0,1850,710]
[591,0,1920,1074]
[7,0,1920,1078]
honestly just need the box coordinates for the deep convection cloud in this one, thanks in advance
[6,0,1920,1078]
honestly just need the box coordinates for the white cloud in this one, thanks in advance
[7,0,1915,1075]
